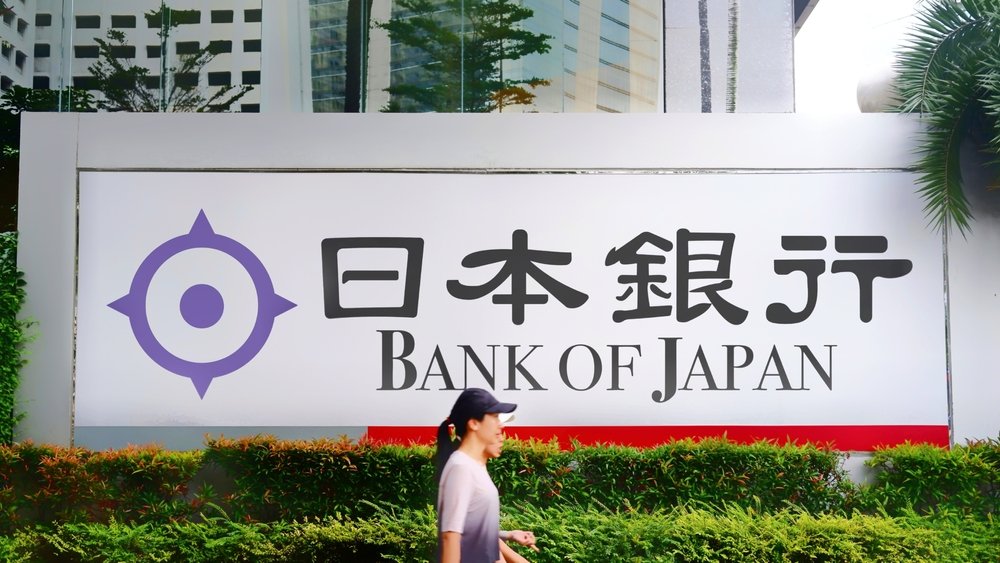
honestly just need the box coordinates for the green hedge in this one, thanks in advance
[0,507,997,562]
[486,439,850,514]
[0,443,205,533]
[0,231,28,446]
[2,437,998,532]
[203,436,851,520]
[859,440,1000,518]
[509,506,1000,563]
[203,436,435,522]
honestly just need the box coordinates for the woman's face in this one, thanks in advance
[472,412,505,458]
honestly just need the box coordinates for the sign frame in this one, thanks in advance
[17,112,946,450]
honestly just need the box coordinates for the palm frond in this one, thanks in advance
[914,91,976,232]
[893,0,1000,233]
[895,0,992,114]
[977,55,1000,170]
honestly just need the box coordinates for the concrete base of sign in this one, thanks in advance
[74,426,367,451]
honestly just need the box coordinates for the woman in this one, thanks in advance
[436,388,537,563]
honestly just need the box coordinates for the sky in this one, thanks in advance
[794,0,922,113]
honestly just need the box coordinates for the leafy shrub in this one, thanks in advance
[508,506,955,563]
[202,435,436,521]
[0,231,28,446]
[0,443,206,533]
[204,436,850,521]
[4,437,997,532]
[492,438,851,514]
[0,507,996,562]
[858,439,1000,518]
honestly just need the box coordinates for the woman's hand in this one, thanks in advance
[506,530,537,550]
[499,537,533,563]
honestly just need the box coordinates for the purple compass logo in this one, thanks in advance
[109,210,296,398]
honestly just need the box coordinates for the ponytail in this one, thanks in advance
[434,418,456,483]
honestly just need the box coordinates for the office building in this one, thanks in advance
[29,0,263,111]
[0,0,35,90]
[2,0,818,113]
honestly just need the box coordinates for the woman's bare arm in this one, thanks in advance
[499,539,529,563]
[440,532,461,563]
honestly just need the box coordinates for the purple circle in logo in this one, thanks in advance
[180,284,224,329]
[109,210,296,398]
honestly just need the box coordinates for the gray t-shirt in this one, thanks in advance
[437,450,500,563]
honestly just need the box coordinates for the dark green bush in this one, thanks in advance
[491,438,850,514]
[0,507,996,562]
[858,439,1000,518]
[202,435,436,521]
[3,437,998,532]
[204,436,850,521]
[0,230,28,446]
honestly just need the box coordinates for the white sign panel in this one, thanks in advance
[75,171,946,441]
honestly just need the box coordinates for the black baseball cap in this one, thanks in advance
[449,388,517,428]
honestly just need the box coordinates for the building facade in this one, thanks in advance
[28,0,263,111]
[2,0,805,113]
[302,0,796,114]
[0,0,35,91]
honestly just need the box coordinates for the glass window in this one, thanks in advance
[172,10,201,25]
[244,9,262,23]
[208,72,231,86]
[32,76,50,89]
[75,15,101,29]
[35,13,52,27]
[208,40,232,54]
[211,10,234,24]
[110,45,136,59]
[176,41,200,55]
[243,39,261,53]
[145,9,200,28]
[111,15,137,29]
[34,43,50,58]
[242,70,261,85]
[146,45,161,59]
[73,75,99,90]
[175,73,199,87]
[74,45,100,58]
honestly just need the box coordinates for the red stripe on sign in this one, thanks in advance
[363,425,949,451]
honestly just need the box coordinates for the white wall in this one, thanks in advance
[948,145,1000,444]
